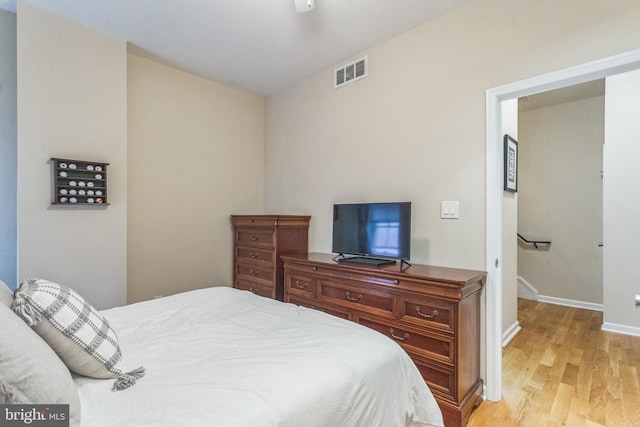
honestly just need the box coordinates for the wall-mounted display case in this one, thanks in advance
[51,158,109,205]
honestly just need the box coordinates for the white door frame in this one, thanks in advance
[484,48,640,401]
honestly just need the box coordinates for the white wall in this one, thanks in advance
[127,54,264,303]
[518,96,604,305]
[17,2,127,309]
[0,10,17,290]
[603,69,640,333]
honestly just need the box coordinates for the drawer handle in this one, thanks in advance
[250,252,259,258]
[345,291,362,302]
[250,235,258,241]
[389,328,409,341]
[249,269,259,276]
[416,306,439,319]
[295,280,308,289]
[248,287,259,295]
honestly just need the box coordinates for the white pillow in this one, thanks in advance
[0,301,81,426]
[12,278,145,390]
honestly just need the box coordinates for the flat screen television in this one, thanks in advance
[332,202,411,267]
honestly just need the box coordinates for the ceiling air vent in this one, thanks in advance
[334,56,368,89]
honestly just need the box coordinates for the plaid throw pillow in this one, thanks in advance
[12,278,144,391]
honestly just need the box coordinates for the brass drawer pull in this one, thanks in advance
[250,235,258,241]
[295,280,308,289]
[389,328,409,341]
[250,252,259,258]
[345,291,362,302]
[249,269,259,276]
[416,306,438,319]
[248,287,259,295]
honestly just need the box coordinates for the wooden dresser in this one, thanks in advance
[282,253,486,427]
[231,215,310,301]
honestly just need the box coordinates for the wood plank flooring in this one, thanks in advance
[466,298,640,427]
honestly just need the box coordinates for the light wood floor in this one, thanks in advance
[467,298,640,427]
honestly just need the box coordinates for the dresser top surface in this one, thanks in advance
[231,215,311,228]
[231,214,311,219]
[282,252,487,286]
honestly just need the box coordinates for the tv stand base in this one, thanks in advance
[336,255,397,267]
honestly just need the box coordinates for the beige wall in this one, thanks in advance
[265,0,640,377]
[127,54,264,303]
[518,96,604,305]
[265,0,640,271]
[0,10,17,290]
[15,3,265,307]
[603,69,640,332]
[17,2,127,309]
[11,0,640,334]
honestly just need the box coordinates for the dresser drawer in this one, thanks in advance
[285,274,315,298]
[235,246,274,266]
[235,263,274,284]
[232,217,280,228]
[357,315,455,365]
[236,229,275,248]
[282,262,321,275]
[318,280,394,317]
[287,295,352,320]
[411,355,457,401]
[399,296,456,333]
[235,279,275,299]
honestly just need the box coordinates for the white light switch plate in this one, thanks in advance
[441,201,459,219]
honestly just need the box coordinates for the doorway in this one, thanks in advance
[516,81,605,309]
[484,48,640,401]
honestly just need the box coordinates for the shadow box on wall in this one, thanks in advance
[51,158,109,206]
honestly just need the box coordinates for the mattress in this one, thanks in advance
[74,287,444,426]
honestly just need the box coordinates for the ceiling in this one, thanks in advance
[519,79,606,112]
[0,0,472,96]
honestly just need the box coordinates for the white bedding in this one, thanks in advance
[74,287,444,426]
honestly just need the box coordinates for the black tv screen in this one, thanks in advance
[332,202,411,261]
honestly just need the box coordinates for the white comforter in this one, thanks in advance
[75,287,444,427]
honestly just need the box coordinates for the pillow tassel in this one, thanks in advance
[12,293,41,326]
[112,366,146,391]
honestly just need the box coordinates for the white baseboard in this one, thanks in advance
[516,281,639,337]
[601,322,640,337]
[517,276,603,312]
[502,321,521,347]
[517,276,538,300]
[537,294,603,312]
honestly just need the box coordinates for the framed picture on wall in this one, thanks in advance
[503,134,518,192]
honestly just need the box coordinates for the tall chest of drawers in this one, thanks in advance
[231,215,310,301]
[282,252,486,427]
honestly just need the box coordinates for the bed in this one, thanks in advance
[2,281,444,426]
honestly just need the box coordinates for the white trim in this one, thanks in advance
[537,295,603,312]
[485,47,640,403]
[516,276,538,300]
[601,322,640,337]
[485,88,503,402]
[517,274,602,310]
[502,321,521,347]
